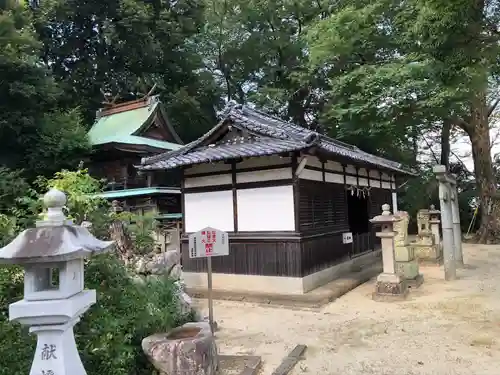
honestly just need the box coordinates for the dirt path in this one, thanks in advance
[194,244,500,374]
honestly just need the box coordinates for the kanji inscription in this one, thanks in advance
[41,344,57,360]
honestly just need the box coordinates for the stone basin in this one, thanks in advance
[142,322,218,375]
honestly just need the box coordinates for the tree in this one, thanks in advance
[200,0,332,127]
[307,0,500,242]
[0,3,89,177]
[32,0,221,142]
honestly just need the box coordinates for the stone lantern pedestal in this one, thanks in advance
[371,204,409,301]
[0,188,114,375]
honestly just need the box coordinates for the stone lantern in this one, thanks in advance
[370,204,409,301]
[0,188,114,375]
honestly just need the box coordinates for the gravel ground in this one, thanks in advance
[195,243,500,375]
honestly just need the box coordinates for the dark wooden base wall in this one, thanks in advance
[181,231,377,278]
[182,234,302,277]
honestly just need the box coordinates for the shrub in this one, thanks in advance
[114,211,160,254]
[0,265,33,375]
[0,254,190,375]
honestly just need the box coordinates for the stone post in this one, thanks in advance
[428,204,442,254]
[0,189,114,375]
[371,204,409,301]
[449,175,464,267]
[433,165,456,281]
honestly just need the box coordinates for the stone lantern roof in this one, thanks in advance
[370,204,401,224]
[0,188,114,264]
[429,204,441,216]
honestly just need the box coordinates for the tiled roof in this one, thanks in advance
[140,103,415,175]
[141,135,309,170]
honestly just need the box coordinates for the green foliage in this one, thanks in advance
[33,0,220,142]
[0,255,189,375]
[78,254,188,375]
[0,265,33,375]
[0,214,17,247]
[26,108,91,176]
[0,5,89,177]
[201,0,329,125]
[38,168,109,226]
[114,211,159,254]
[0,167,32,213]
[0,167,40,231]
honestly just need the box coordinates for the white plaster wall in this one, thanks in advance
[299,168,322,181]
[298,161,394,190]
[237,185,295,231]
[325,172,344,184]
[381,181,392,189]
[184,174,231,188]
[325,160,343,172]
[358,177,369,187]
[184,190,234,232]
[306,155,323,168]
[236,167,291,183]
[184,162,231,176]
[236,155,290,169]
[346,175,357,185]
[345,165,357,175]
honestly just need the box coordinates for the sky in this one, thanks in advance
[418,126,500,173]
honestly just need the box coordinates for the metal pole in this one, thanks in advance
[207,256,214,334]
[466,206,478,237]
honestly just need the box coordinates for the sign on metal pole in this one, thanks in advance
[188,227,229,334]
[188,227,229,258]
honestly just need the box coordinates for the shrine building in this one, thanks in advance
[87,94,183,224]
[139,103,415,294]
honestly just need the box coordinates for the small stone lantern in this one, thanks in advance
[0,188,114,375]
[370,204,409,301]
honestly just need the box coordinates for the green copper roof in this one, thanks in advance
[93,135,181,151]
[88,100,181,151]
[94,187,181,199]
[155,213,182,220]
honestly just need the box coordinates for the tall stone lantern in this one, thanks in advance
[370,204,409,301]
[0,188,114,375]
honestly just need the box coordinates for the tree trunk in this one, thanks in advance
[440,120,451,168]
[109,220,136,264]
[466,97,500,243]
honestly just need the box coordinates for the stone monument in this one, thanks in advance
[394,211,423,288]
[371,204,409,301]
[0,188,114,375]
[411,208,442,265]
